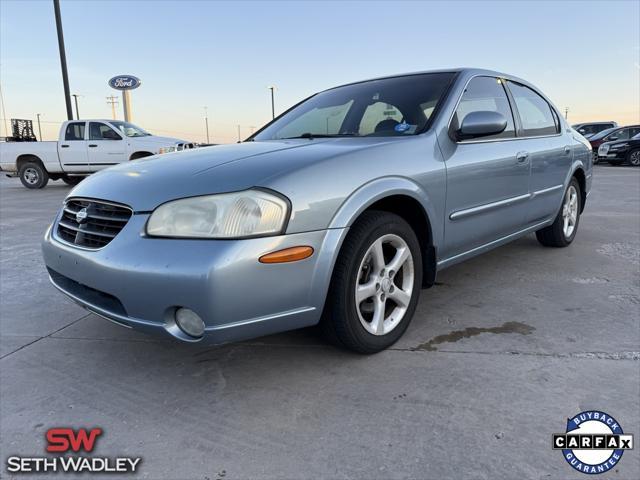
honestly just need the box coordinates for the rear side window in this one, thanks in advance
[451,76,515,140]
[508,82,559,136]
[65,122,85,141]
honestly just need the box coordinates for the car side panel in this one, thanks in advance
[525,134,573,225]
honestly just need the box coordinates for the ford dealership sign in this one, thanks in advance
[108,75,141,90]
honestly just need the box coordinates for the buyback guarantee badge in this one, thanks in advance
[553,411,634,474]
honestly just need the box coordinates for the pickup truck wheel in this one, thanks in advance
[535,178,581,247]
[19,162,49,189]
[61,175,83,186]
[321,211,423,354]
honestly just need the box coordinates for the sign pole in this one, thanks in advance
[122,90,132,122]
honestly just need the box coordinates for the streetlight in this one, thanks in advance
[268,86,276,119]
[53,0,73,120]
[204,106,210,144]
[36,113,42,141]
[71,94,81,119]
[237,124,241,142]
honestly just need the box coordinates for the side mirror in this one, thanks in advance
[458,111,507,140]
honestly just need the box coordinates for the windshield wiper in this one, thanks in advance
[280,132,358,140]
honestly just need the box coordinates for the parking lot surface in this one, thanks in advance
[1,166,639,479]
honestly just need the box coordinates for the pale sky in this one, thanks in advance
[1,0,639,143]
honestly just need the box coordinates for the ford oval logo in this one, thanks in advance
[108,75,141,91]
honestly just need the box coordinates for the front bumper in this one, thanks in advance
[42,212,345,344]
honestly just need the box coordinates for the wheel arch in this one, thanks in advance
[16,154,46,172]
[328,177,439,288]
[572,167,586,213]
[129,151,154,161]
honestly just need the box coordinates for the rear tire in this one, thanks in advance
[536,177,581,248]
[19,162,49,189]
[61,175,83,186]
[628,149,640,167]
[321,211,423,354]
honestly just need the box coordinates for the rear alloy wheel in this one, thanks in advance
[19,162,49,189]
[628,149,640,167]
[535,178,581,247]
[321,211,423,353]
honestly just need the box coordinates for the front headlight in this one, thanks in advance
[146,189,289,238]
[158,146,177,154]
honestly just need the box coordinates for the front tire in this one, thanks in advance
[321,211,423,354]
[536,178,581,247]
[628,149,640,167]
[19,162,49,189]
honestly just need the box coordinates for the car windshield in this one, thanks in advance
[110,121,151,137]
[252,73,455,141]
[589,127,618,140]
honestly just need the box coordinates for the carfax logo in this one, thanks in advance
[5,427,141,474]
[553,411,634,475]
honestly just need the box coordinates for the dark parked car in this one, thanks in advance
[589,125,640,164]
[572,121,618,139]
[598,132,640,166]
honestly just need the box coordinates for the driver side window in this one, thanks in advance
[452,76,516,140]
[89,122,121,140]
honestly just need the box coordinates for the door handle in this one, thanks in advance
[564,146,571,155]
[88,144,98,148]
[60,144,69,148]
[516,151,530,165]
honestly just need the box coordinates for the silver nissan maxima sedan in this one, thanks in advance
[42,68,592,353]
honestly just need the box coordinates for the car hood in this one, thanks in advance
[135,135,189,145]
[68,138,396,211]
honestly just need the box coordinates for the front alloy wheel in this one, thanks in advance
[321,211,423,353]
[355,234,414,336]
[629,149,640,167]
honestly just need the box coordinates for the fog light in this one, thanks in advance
[175,308,205,338]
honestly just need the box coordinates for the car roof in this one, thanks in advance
[323,68,537,93]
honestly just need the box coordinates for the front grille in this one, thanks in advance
[57,198,132,249]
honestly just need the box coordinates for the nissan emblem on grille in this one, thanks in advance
[56,199,132,249]
[75,208,88,224]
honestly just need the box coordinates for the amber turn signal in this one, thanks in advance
[259,246,314,264]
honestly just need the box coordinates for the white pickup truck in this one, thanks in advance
[0,120,193,188]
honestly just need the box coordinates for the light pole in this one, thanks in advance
[564,107,569,120]
[71,94,81,119]
[268,86,276,119]
[36,113,42,141]
[204,106,210,144]
[237,124,241,142]
[53,0,73,121]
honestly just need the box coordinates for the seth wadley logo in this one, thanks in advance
[553,411,634,475]
[5,427,141,474]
